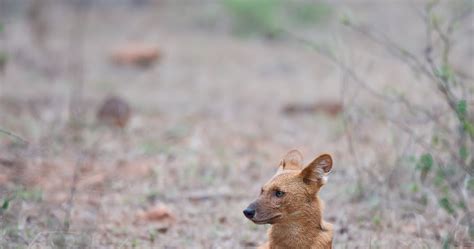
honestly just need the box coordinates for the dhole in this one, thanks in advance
[243,150,333,249]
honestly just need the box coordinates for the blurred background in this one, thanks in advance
[0,0,473,248]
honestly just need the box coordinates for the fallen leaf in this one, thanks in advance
[137,204,175,223]
[119,159,152,179]
[282,101,343,117]
[0,174,8,185]
[111,43,161,67]
[156,226,169,234]
[78,173,106,189]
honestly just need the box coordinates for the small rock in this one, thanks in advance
[97,96,131,128]
[156,226,169,234]
[218,216,227,224]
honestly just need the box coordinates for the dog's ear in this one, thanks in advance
[300,154,332,184]
[278,149,303,171]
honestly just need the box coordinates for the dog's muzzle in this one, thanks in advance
[243,202,257,219]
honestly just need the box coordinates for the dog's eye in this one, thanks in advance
[275,190,285,198]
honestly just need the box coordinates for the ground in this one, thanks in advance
[0,1,472,248]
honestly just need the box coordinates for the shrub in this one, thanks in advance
[223,0,332,37]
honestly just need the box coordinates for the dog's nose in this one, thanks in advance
[243,207,256,219]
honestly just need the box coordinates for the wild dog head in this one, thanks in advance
[243,150,332,224]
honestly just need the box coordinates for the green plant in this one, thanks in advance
[0,21,5,72]
[301,0,473,244]
[223,0,332,37]
[348,1,472,242]
[0,51,6,71]
[286,2,332,26]
[1,199,9,211]
[14,186,43,202]
[223,0,282,37]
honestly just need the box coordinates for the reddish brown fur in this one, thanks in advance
[244,150,333,249]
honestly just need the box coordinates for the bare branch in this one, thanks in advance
[289,33,400,104]
[63,154,84,233]
[0,128,29,145]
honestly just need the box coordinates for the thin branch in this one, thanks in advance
[386,115,473,177]
[340,67,366,190]
[289,33,400,104]
[422,5,459,114]
[344,16,462,116]
[345,22,434,80]
[0,128,29,145]
[63,154,84,233]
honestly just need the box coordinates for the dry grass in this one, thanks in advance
[0,1,472,248]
